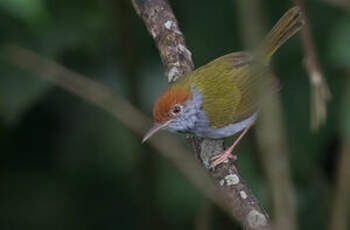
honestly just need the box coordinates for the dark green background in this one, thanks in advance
[0,0,349,229]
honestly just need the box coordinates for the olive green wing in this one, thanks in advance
[188,52,273,128]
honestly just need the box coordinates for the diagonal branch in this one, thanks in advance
[2,44,228,215]
[132,0,271,229]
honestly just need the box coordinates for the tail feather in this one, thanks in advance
[256,6,304,64]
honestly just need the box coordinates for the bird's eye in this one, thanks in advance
[171,104,182,116]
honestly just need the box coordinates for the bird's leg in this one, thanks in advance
[210,125,251,169]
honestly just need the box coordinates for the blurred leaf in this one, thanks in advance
[0,0,48,23]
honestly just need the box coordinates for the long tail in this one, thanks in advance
[256,6,304,65]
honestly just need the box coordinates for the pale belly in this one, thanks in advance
[192,112,257,139]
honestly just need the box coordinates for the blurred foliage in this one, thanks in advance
[0,0,349,229]
[0,0,48,23]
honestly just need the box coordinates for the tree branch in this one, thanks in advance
[293,0,331,130]
[131,0,193,82]
[132,0,271,229]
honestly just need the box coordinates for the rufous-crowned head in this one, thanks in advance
[142,85,200,142]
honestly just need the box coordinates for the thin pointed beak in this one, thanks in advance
[142,121,171,143]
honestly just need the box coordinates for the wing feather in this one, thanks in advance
[187,52,273,128]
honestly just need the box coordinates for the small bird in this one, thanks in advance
[143,7,304,168]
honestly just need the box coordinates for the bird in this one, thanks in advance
[142,6,304,168]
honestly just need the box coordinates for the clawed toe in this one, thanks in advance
[209,151,237,169]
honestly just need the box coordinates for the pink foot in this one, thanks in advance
[210,149,237,169]
[209,124,252,169]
